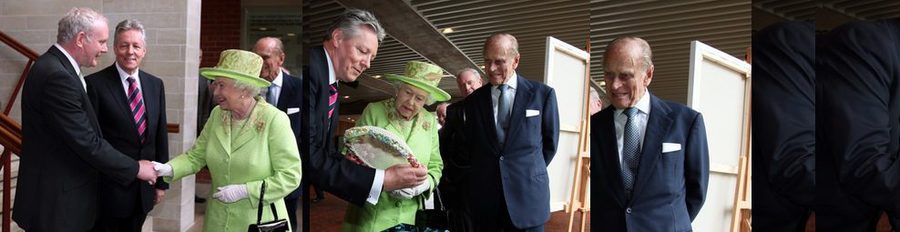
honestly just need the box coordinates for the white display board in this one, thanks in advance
[542,36,590,211]
[687,41,751,232]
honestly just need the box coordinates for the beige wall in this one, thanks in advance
[0,0,201,231]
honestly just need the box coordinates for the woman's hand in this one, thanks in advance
[212,184,248,203]
[151,161,173,177]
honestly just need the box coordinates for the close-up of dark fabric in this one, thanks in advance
[817,19,900,231]
[751,21,815,232]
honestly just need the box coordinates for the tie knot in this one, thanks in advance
[498,84,509,92]
[624,107,638,118]
[127,77,135,83]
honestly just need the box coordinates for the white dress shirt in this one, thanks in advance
[324,47,384,205]
[54,44,85,92]
[491,72,518,125]
[267,71,284,106]
[115,62,143,97]
[614,90,651,166]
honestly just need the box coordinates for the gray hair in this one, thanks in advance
[232,80,262,97]
[258,37,284,55]
[57,7,108,44]
[484,33,519,57]
[114,19,146,44]
[393,81,436,105]
[324,9,385,43]
[456,68,481,79]
[604,36,653,71]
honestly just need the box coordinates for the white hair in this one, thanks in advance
[57,7,107,44]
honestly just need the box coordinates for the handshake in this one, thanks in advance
[136,160,174,185]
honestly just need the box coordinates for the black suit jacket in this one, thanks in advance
[272,71,304,199]
[85,64,169,217]
[438,101,469,207]
[751,21,815,231]
[13,46,139,231]
[460,75,560,228]
[300,46,375,206]
[818,19,900,230]
[591,93,709,232]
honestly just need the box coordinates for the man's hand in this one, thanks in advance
[212,184,248,203]
[155,189,166,204]
[383,163,427,192]
[151,161,173,177]
[137,160,158,185]
[345,152,367,167]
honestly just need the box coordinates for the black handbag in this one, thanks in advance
[248,181,289,232]
[415,177,449,230]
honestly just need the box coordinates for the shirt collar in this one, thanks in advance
[54,44,81,77]
[115,62,140,81]
[615,89,651,116]
[271,70,284,87]
[324,47,336,85]
[493,72,518,90]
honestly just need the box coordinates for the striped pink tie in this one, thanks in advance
[328,84,338,118]
[127,77,147,143]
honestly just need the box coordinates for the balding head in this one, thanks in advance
[253,37,286,81]
[602,36,654,109]
[482,33,520,86]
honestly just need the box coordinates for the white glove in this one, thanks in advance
[151,161,173,177]
[389,180,430,200]
[212,184,248,203]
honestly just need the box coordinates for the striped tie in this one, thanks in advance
[328,83,338,119]
[127,77,147,143]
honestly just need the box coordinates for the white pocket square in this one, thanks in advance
[526,109,540,117]
[287,107,300,115]
[662,143,682,153]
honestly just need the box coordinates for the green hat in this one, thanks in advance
[200,49,271,88]
[384,61,451,102]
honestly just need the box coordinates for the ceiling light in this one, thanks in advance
[372,75,382,79]
[343,95,350,99]
[286,33,296,37]
[441,28,454,34]
[258,27,268,31]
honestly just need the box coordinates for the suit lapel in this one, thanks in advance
[476,87,501,154]
[107,67,140,141]
[631,94,673,200]
[599,108,627,206]
[502,75,533,151]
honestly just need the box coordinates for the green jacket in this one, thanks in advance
[343,99,444,231]
[166,99,302,232]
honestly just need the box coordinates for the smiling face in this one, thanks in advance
[76,21,109,68]
[114,29,145,74]
[483,38,520,86]
[210,77,247,112]
[329,26,379,83]
[253,38,285,82]
[394,84,429,120]
[603,40,653,109]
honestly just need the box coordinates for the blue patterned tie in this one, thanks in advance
[622,107,640,199]
[496,84,511,145]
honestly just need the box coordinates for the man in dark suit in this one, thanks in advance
[12,8,158,232]
[253,36,305,230]
[817,19,900,231]
[591,36,709,231]
[85,19,169,232]
[437,68,483,231]
[298,9,428,232]
[751,21,815,232]
[458,33,559,231]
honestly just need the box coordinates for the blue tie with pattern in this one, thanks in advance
[496,84,511,145]
[622,107,640,199]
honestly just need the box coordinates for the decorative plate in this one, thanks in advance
[341,126,418,169]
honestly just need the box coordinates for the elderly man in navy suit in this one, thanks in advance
[458,33,559,231]
[591,36,709,231]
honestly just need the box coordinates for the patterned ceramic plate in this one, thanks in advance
[341,126,418,169]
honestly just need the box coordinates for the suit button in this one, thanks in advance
[499,156,504,161]
[626,208,632,214]
[395,202,401,207]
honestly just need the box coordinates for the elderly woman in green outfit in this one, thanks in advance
[152,49,301,232]
[343,61,449,231]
